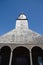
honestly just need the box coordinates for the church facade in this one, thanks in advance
[0,13,43,65]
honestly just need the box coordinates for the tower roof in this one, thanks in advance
[18,13,27,20]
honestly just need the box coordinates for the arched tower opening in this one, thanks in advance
[0,46,11,65]
[31,46,43,65]
[11,46,30,65]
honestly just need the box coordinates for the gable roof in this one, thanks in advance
[0,28,43,44]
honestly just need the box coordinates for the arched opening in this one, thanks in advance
[11,46,30,65]
[0,46,11,65]
[31,46,43,65]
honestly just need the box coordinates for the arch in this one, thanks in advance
[31,46,43,65]
[11,46,30,65]
[0,46,11,65]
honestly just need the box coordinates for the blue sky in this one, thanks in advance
[0,0,43,35]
